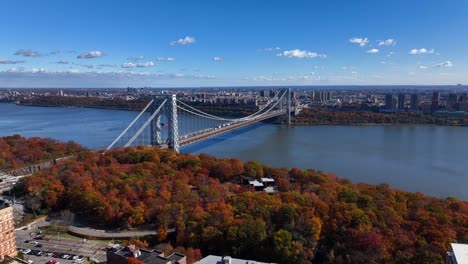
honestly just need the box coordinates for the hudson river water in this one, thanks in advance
[1,103,467,200]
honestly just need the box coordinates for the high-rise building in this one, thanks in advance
[398,93,406,110]
[410,94,419,111]
[431,91,440,112]
[385,94,394,110]
[0,201,16,260]
[447,93,459,111]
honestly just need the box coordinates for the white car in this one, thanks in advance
[73,260,83,264]
[22,249,31,254]
[29,241,39,245]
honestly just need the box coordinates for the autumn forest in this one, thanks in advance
[2,136,467,263]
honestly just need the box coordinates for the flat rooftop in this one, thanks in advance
[451,243,468,264]
[196,255,276,264]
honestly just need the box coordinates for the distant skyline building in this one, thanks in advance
[398,93,406,110]
[314,90,331,102]
[385,94,397,110]
[447,93,459,111]
[431,91,440,112]
[410,94,419,111]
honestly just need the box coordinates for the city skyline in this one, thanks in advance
[1,0,468,87]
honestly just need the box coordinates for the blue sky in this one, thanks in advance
[0,0,467,88]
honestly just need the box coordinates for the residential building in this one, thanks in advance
[196,255,276,264]
[410,94,419,111]
[107,244,186,264]
[398,93,406,110]
[432,91,440,112]
[384,94,397,110]
[0,201,16,259]
[446,243,468,264]
[447,93,459,111]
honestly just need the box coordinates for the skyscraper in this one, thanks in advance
[385,94,393,110]
[410,94,419,111]
[432,91,440,112]
[447,93,459,111]
[398,93,406,110]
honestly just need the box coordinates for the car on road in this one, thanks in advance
[29,240,39,245]
[35,244,43,248]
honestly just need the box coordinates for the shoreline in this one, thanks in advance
[6,102,467,127]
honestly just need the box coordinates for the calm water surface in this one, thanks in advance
[1,103,467,200]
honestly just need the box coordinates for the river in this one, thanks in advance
[1,103,467,200]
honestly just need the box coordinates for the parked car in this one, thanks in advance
[29,241,39,245]
[22,249,31,254]
[46,260,58,264]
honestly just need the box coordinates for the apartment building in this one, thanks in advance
[0,201,16,259]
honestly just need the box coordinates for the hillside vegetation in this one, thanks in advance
[15,141,468,263]
[0,135,82,171]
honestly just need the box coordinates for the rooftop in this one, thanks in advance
[195,255,276,264]
[451,243,468,264]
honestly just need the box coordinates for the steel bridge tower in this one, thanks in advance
[150,94,179,152]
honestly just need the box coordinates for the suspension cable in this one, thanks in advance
[124,99,167,147]
[175,89,286,121]
[106,99,154,151]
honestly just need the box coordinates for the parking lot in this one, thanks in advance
[16,221,109,264]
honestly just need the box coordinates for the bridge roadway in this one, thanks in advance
[178,110,287,147]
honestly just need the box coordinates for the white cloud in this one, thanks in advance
[276,49,326,59]
[386,51,395,57]
[349,37,369,47]
[6,67,48,73]
[419,65,428,69]
[127,56,145,61]
[170,36,196,46]
[378,39,396,46]
[0,59,25,64]
[213,56,224,61]
[14,49,40,57]
[434,61,453,67]
[409,48,434,55]
[156,57,176,61]
[260,47,281,51]
[366,48,379,54]
[77,51,104,59]
[98,64,117,68]
[121,61,155,68]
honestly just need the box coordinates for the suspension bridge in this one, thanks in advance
[106,88,297,152]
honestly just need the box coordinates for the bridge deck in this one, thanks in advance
[178,110,286,147]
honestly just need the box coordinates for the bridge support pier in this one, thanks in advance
[151,94,179,152]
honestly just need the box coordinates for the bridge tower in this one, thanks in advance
[150,94,180,152]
